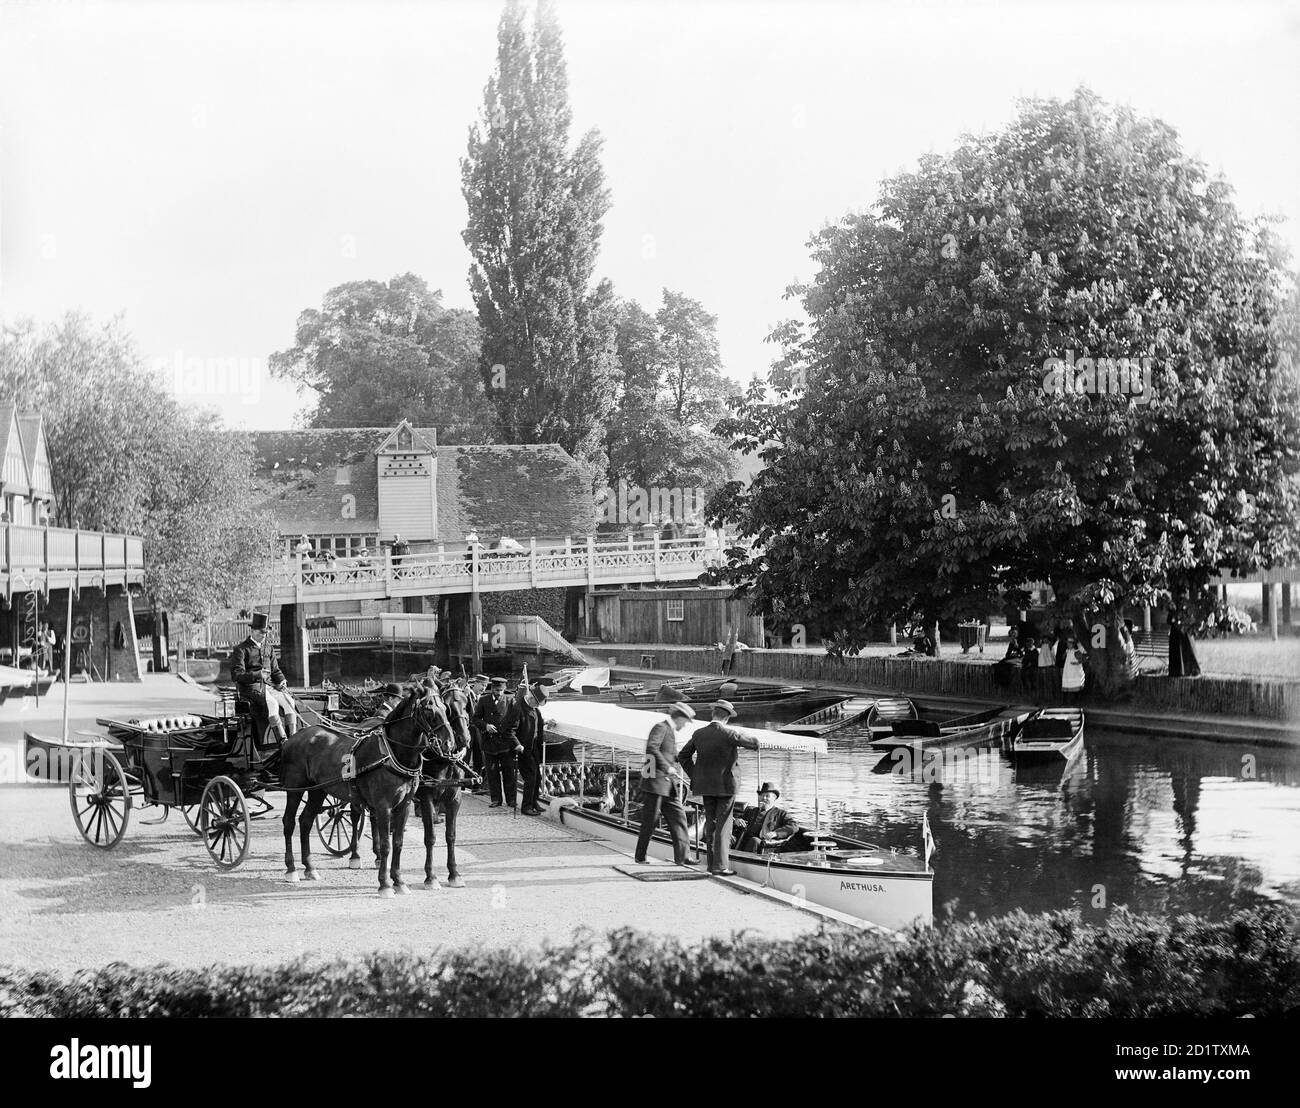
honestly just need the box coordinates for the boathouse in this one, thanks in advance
[0,406,147,684]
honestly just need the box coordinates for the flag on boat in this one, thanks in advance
[922,810,936,870]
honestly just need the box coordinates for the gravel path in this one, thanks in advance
[0,786,830,972]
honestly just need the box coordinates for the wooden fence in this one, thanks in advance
[594,646,1300,723]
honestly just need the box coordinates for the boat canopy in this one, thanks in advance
[543,700,829,755]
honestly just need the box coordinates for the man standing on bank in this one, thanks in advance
[506,677,550,815]
[677,699,758,876]
[474,676,517,810]
[634,702,695,866]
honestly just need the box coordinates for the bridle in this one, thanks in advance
[366,690,453,780]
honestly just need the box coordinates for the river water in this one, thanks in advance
[732,704,1300,923]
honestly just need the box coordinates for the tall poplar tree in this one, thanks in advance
[461,0,617,465]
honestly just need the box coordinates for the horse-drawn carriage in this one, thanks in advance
[68,682,475,893]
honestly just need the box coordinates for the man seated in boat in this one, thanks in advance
[230,613,300,743]
[733,782,803,854]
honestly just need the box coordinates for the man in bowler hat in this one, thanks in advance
[733,782,801,854]
[677,699,758,876]
[634,702,695,865]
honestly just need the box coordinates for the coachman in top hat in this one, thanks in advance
[230,612,300,742]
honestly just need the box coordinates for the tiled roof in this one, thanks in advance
[249,427,599,542]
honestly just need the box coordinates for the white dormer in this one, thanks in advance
[375,420,437,542]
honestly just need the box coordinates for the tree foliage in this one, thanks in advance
[713,89,1300,664]
[269,273,496,442]
[605,292,737,502]
[0,314,275,617]
[461,0,618,464]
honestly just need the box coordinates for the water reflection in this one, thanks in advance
[730,709,1300,923]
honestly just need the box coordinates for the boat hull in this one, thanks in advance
[866,708,1033,752]
[545,799,932,932]
[1013,708,1085,762]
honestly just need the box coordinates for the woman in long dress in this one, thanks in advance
[1061,636,1087,699]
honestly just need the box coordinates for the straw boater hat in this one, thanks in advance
[667,702,696,720]
[711,699,737,720]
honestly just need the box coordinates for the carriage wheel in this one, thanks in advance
[69,749,131,850]
[316,796,366,857]
[200,776,250,870]
[181,805,203,835]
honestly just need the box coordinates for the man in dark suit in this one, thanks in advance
[634,703,695,865]
[474,676,517,810]
[677,699,758,876]
[230,613,298,742]
[506,678,550,815]
[733,782,802,854]
[465,673,489,790]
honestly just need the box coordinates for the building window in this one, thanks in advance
[666,597,685,622]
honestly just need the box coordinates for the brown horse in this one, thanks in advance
[412,683,480,888]
[280,688,453,897]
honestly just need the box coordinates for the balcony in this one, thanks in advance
[2,524,146,598]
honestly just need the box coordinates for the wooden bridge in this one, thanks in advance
[268,534,731,605]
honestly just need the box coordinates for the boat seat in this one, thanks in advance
[891,719,943,738]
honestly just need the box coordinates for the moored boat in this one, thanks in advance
[1012,707,1085,763]
[539,699,934,932]
[866,704,1034,753]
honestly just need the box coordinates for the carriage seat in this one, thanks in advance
[137,715,207,732]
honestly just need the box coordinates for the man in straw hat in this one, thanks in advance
[677,699,758,876]
[733,782,802,855]
[634,701,695,865]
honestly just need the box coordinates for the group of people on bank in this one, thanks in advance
[229,615,799,866]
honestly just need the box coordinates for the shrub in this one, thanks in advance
[3,905,1297,1017]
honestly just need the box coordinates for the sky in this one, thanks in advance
[1,0,1297,430]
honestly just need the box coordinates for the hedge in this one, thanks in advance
[4,905,1298,1017]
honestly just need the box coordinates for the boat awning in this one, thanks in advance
[543,700,829,755]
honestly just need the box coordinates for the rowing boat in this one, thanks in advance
[866,705,1034,752]
[540,700,933,931]
[1012,707,1085,763]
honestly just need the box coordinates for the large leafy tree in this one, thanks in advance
[270,274,496,442]
[0,314,275,628]
[604,293,737,528]
[713,89,1300,689]
[461,0,618,464]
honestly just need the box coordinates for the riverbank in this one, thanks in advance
[0,785,839,972]
[590,646,1300,745]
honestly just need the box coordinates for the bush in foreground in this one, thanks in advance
[3,906,1298,1017]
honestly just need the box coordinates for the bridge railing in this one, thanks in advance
[276,533,738,595]
[2,524,148,580]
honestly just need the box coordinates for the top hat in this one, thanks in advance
[667,702,696,720]
[383,682,403,696]
[757,781,781,798]
[711,699,738,720]
[249,612,269,632]
[531,682,550,702]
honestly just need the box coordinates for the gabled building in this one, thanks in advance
[250,419,600,558]
[0,405,55,525]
